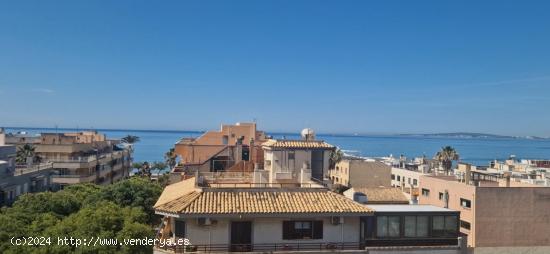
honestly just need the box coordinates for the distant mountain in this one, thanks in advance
[399,132,549,140]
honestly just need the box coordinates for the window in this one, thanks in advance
[421,188,430,197]
[288,152,295,160]
[283,221,323,240]
[222,135,229,145]
[404,216,428,238]
[174,220,185,237]
[413,179,418,186]
[376,216,400,238]
[265,160,271,168]
[391,174,395,180]
[460,220,471,230]
[460,198,471,208]
[397,175,401,181]
[432,216,457,237]
[439,192,444,200]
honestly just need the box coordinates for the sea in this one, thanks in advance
[5,127,550,167]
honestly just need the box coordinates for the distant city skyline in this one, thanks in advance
[1,1,550,136]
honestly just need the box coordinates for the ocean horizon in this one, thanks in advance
[5,127,550,167]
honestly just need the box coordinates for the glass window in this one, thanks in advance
[283,221,323,240]
[376,216,388,237]
[413,179,418,186]
[377,216,400,238]
[404,216,416,237]
[460,198,471,208]
[388,216,400,237]
[432,215,457,237]
[460,220,471,230]
[404,216,429,238]
[439,192,444,200]
[422,188,430,197]
[417,216,429,237]
[288,152,295,160]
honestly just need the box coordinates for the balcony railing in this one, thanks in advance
[158,242,361,253]
[13,162,54,176]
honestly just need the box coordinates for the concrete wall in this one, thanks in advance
[474,187,550,247]
[331,160,392,187]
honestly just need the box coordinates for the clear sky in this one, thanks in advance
[1,1,550,136]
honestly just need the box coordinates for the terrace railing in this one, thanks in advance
[159,242,361,253]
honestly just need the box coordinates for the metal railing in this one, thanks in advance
[159,242,361,253]
[13,162,54,176]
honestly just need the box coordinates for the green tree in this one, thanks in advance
[100,177,162,224]
[434,146,460,175]
[164,148,177,170]
[329,148,344,169]
[16,144,41,164]
[121,135,140,145]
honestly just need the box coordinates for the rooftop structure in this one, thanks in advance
[174,122,267,173]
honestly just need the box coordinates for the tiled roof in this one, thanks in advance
[155,187,373,215]
[154,177,197,207]
[262,139,335,149]
[353,187,409,204]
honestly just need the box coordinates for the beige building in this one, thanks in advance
[174,122,267,173]
[1,128,55,205]
[329,159,391,188]
[419,164,550,250]
[6,131,132,187]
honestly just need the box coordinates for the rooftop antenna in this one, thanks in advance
[55,124,58,133]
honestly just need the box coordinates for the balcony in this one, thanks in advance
[13,163,53,176]
[157,242,361,253]
[52,173,97,184]
[274,171,293,180]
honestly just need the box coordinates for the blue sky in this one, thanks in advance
[1,1,550,136]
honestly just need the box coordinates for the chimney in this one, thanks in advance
[464,164,471,185]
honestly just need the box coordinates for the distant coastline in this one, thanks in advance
[4,127,548,140]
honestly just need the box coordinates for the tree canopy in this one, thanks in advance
[0,177,162,254]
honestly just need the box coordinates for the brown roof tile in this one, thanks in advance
[353,187,409,204]
[155,188,372,215]
[262,139,335,149]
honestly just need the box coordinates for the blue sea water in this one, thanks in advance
[5,128,550,166]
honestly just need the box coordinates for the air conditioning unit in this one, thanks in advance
[331,216,344,225]
[197,218,217,226]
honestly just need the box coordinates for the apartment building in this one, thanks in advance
[174,122,267,173]
[419,163,550,250]
[1,128,55,205]
[329,159,391,188]
[6,131,132,187]
[154,174,464,253]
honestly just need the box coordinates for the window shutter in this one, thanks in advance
[282,221,293,240]
[313,221,323,239]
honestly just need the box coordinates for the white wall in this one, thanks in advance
[181,216,360,246]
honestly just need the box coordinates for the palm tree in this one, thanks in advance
[121,135,140,145]
[434,146,460,175]
[329,148,344,169]
[16,144,39,165]
[164,148,177,170]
